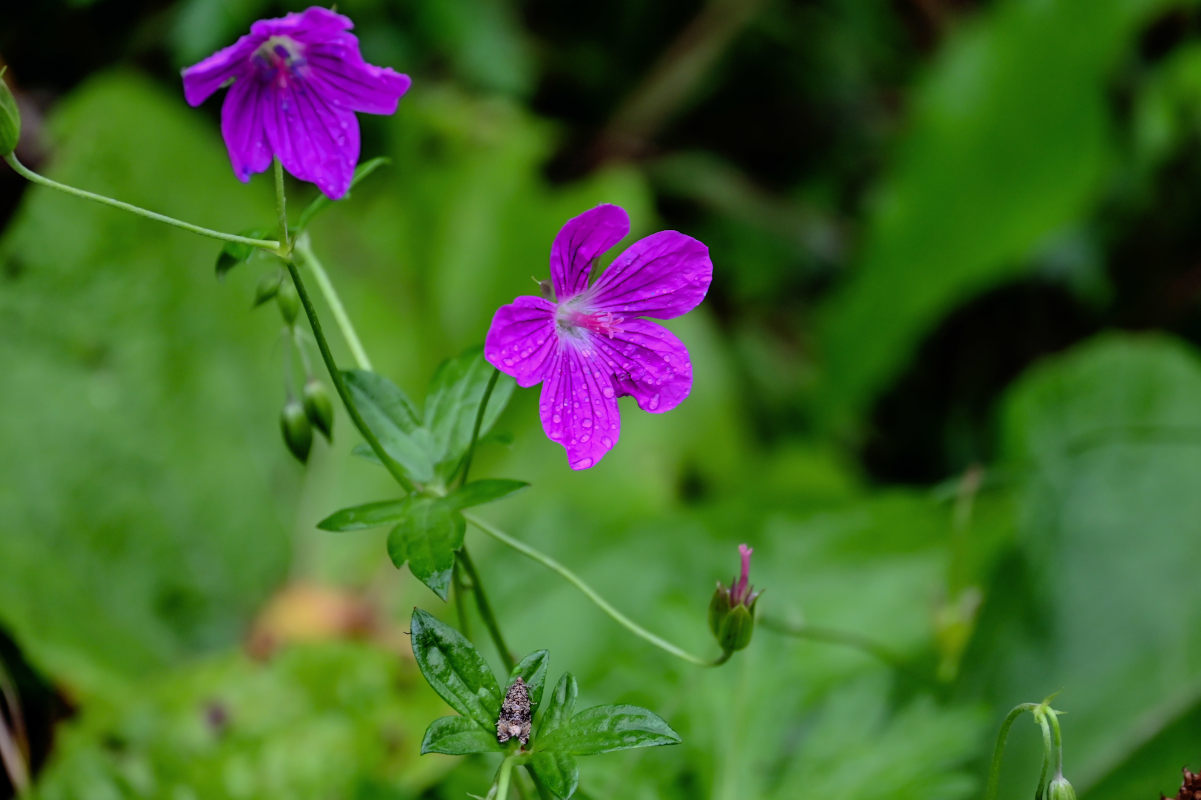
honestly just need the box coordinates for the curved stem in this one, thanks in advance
[759,616,929,684]
[1046,706,1064,778]
[284,259,415,493]
[457,367,501,487]
[458,546,516,672]
[985,703,1039,800]
[1035,710,1053,800]
[464,513,727,667]
[294,235,373,371]
[3,152,280,251]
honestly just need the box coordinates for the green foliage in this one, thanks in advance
[444,479,530,510]
[387,498,466,599]
[214,228,272,277]
[411,612,679,798]
[34,641,446,799]
[0,73,290,699]
[817,0,1182,430]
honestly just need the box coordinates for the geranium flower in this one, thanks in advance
[484,204,712,469]
[181,6,410,199]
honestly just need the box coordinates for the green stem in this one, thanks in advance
[458,547,516,672]
[452,560,472,639]
[284,259,415,493]
[457,368,501,487]
[273,159,290,252]
[984,703,1039,800]
[1046,706,1064,778]
[293,235,373,371]
[492,755,516,800]
[3,151,279,251]
[759,616,928,684]
[1035,710,1053,800]
[464,513,726,667]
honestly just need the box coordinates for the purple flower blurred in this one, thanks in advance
[485,204,712,469]
[181,6,410,199]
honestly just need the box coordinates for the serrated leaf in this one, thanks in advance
[316,497,412,532]
[444,479,529,511]
[538,705,680,755]
[509,650,549,711]
[387,498,465,600]
[536,673,577,739]
[410,609,500,729]
[343,369,436,483]
[530,752,579,799]
[420,715,502,756]
[424,347,515,477]
[215,228,271,277]
[295,156,390,231]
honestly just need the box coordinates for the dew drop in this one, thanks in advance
[648,393,660,410]
[602,437,613,448]
[552,414,561,423]
[580,434,590,443]
[574,457,593,469]
[601,386,615,398]
[581,419,592,428]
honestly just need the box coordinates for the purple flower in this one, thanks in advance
[181,6,410,199]
[484,204,712,469]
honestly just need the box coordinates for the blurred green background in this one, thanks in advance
[2,0,1201,797]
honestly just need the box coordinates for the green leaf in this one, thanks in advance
[535,673,577,739]
[538,705,681,755]
[530,752,579,799]
[343,369,436,483]
[387,498,465,600]
[214,228,271,278]
[420,715,502,755]
[444,479,529,511]
[350,442,383,465]
[295,156,390,231]
[424,347,515,477]
[816,0,1176,430]
[410,609,500,729]
[316,497,412,532]
[509,650,549,711]
[969,333,1201,795]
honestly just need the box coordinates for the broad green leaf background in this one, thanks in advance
[2,0,1201,798]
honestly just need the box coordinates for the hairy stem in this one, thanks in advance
[3,152,279,251]
[294,236,373,371]
[273,159,290,252]
[759,616,929,683]
[458,547,515,672]
[464,513,727,667]
[284,260,415,493]
[456,367,501,487]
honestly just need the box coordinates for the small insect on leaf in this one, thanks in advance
[496,676,532,746]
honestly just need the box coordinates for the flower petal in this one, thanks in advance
[539,345,621,470]
[307,42,412,115]
[220,77,271,183]
[592,319,692,413]
[181,33,259,107]
[484,296,558,388]
[550,204,629,302]
[264,83,359,199]
[587,230,712,320]
[251,6,352,39]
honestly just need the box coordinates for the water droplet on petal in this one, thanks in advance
[581,419,592,428]
[602,386,615,398]
[601,437,613,448]
[648,393,660,410]
[552,414,561,423]
[574,457,593,469]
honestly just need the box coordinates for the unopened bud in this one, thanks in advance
[0,67,20,155]
[709,543,761,653]
[253,273,282,308]
[280,399,312,463]
[276,279,299,325]
[302,378,334,441]
[1047,776,1076,800]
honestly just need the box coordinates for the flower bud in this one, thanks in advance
[1047,776,1076,800]
[0,67,20,155]
[302,378,334,441]
[253,273,282,308]
[276,279,299,325]
[280,398,312,463]
[709,543,761,653]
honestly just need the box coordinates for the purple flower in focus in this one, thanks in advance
[181,7,410,199]
[484,204,712,469]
